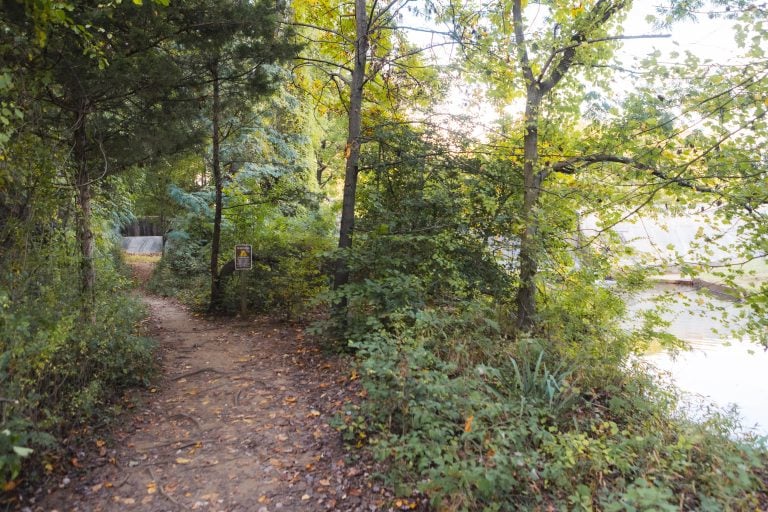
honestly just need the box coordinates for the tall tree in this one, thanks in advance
[442,0,768,333]
[23,1,201,315]
[168,0,299,312]
[509,0,631,330]
[291,0,445,314]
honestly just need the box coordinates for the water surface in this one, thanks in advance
[630,285,768,435]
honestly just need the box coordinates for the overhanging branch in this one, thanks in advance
[547,154,717,194]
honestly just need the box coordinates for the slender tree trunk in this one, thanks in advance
[515,84,543,331]
[73,106,96,319]
[510,0,625,331]
[208,64,224,313]
[332,0,369,295]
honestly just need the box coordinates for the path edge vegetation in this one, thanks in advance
[1,0,768,510]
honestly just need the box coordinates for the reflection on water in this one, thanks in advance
[629,285,768,435]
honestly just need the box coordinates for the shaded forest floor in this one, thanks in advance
[32,260,395,512]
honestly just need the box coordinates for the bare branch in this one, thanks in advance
[547,153,718,194]
[287,21,354,45]
[512,0,534,85]
[541,0,628,93]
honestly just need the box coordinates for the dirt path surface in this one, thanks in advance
[34,262,390,512]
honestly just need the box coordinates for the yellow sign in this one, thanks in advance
[234,244,252,270]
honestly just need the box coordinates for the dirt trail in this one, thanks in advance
[35,262,386,512]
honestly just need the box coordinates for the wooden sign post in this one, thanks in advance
[234,244,252,316]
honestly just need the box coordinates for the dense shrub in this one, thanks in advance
[338,303,767,511]
[151,210,333,318]
[0,251,155,489]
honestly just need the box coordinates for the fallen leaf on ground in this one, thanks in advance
[175,457,192,464]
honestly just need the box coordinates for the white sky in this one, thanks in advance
[622,2,741,62]
[404,2,747,134]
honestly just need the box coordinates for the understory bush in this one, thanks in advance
[0,247,155,491]
[340,304,768,511]
[150,211,333,318]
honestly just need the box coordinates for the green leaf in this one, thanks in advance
[12,446,33,457]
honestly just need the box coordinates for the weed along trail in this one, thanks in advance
[36,262,383,512]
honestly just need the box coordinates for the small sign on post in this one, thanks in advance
[235,244,252,271]
[234,244,251,317]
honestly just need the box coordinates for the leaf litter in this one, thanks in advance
[30,270,425,512]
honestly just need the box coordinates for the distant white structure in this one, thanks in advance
[122,236,164,254]
[580,209,753,267]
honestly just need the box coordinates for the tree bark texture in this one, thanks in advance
[515,83,543,331]
[333,0,369,293]
[73,105,96,319]
[208,65,224,312]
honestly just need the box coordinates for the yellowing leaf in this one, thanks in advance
[464,415,474,433]
[175,457,192,465]
[147,482,157,494]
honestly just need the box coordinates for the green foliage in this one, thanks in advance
[152,187,335,318]
[0,257,155,488]
[0,139,156,488]
[0,425,43,487]
[343,304,767,511]
[223,213,334,319]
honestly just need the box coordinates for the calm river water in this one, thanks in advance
[629,285,768,436]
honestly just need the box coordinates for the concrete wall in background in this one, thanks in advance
[122,236,164,254]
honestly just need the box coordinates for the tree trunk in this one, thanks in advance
[73,107,96,319]
[332,0,369,295]
[515,84,543,331]
[208,64,224,313]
